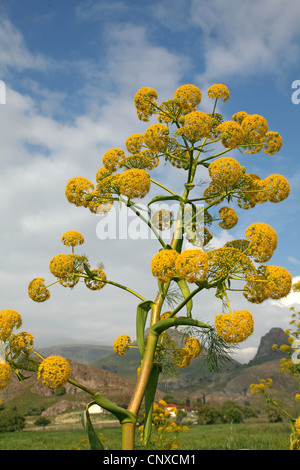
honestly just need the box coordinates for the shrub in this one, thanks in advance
[0,410,25,432]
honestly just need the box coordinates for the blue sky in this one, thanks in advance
[0,0,300,363]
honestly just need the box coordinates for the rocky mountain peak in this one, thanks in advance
[250,327,289,365]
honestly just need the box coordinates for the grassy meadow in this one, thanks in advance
[0,421,291,450]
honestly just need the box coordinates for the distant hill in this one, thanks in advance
[38,344,113,365]
[1,327,297,416]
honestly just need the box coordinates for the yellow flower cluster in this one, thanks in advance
[84,268,106,290]
[208,247,255,282]
[168,336,202,368]
[231,111,282,155]
[175,111,213,141]
[139,399,188,450]
[134,87,158,121]
[208,157,244,189]
[157,99,181,124]
[207,84,230,102]
[125,134,144,154]
[171,348,192,368]
[28,277,50,302]
[215,310,254,343]
[119,168,150,199]
[0,309,22,341]
[113,335,132,356]
[218,206,238,229]
[175,249,209,283]
[263,131,283,155]
[102,148,125,172]
[245,222,277,262]
[151,249,178,283]
[250,378,273,395]
[9,332,34,357]
[65,176,94,207]
[244,265,292,304]
[144,123,169,152]
[61,231,84,247]
[0,363,12,391]
[173,84,202,110]
[119,150,159,171]
[215,120,244,149]
[37,355,71,390]
[262,174,290,203]
[0,309,37,394]
[184,337,201,358]
[151,248,209,284]
[240,113,268,154]
[49,253,76,279]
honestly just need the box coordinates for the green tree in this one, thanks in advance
[0,410,25,432]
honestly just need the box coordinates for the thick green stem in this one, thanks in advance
[122,423,136,450]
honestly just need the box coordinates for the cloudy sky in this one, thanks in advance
[1,0,300,364]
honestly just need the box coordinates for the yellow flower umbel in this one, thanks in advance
[49,253,76,279]
[61,231,84,247]
[9,332,34,358]
[37,355,71,390]
[65,176,94,207]
[28,277,50,302]
[216,121,244,149]
[119,168,150,199]
[134,87,158,121]
[218,206,238,229]
[263,131,283,155]
[151,249,179,283]
[113,335,132,357]
[184,337,201,358]
[215,310,254,343]
[207,84,230,102]
[208,247,255,282]
[174,84,202,110]
[245,222,277,262]
[49,253,81,288]
[262,174,290,203]
[0,309,22,341]
[241,114,268,154]
[208,157,243,189]
[250,378,273,395]
[175,249,209,283]
[102,148,126,172]
[171,348,192,368]
[144,123,169,152]
[175,111,213,142]
[125,134,144,154]
[84,268,106,291]
[0,363,12,391]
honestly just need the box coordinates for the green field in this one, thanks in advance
[0,422,291,450]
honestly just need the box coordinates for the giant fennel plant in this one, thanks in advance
[0,83,297,450]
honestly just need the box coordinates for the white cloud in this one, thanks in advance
[0,16,190,348]
[190,0,300,82]
[0,18,50,72]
